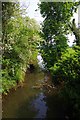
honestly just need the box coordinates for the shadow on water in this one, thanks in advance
[44,94,67,120]
[2,71,68,119]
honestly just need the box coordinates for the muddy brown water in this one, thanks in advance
[2,71,68,119]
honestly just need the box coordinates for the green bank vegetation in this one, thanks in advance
[1,2,42,94]
[39,2,80,118]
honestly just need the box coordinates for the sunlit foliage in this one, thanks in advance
[1,2,42,94]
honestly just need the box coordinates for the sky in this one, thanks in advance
[20,0,44,24]
[20,0,78,46]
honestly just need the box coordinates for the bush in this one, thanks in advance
[50,46,80,84]
[50,45,80,118]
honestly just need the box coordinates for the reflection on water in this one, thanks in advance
[2,72,47,118]
[2,71,67,119]
[32,92,48,118]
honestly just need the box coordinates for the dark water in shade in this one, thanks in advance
[2,71,67,119]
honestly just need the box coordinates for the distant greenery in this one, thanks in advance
[1,2,42,94]
[39,2,80,118]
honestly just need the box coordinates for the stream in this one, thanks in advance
[2,71,67,119]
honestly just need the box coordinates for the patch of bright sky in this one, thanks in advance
[20,0,44,24]
[19,0,78,46]
[68,11,78,46]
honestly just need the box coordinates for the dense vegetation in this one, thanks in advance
[1,1,80,119]
[1,2,42,94]
[39,2,80,119]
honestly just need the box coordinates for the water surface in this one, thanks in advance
[2,71,66,119]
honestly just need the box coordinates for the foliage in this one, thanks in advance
[50,46,80,118]
[40,35,68,69]
[39,2,78,69]
[50,46,80,84]
[39,2,80,118]
[1,2,42,94]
